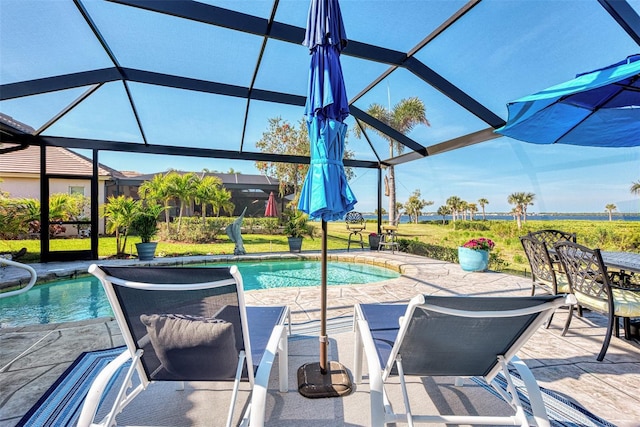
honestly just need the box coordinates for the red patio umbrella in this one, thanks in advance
[264,192,278,218]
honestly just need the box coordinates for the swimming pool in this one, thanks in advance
[0,260,399,327]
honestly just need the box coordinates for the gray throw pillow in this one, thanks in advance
[140,313,238,380]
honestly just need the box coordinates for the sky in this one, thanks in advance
[1,0,639,214]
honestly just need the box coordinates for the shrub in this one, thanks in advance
[399,238,509,272]
[450,220,490,231]
[160,217,229,243]
[399,238,459,264]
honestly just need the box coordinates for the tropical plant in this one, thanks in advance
[194,174,223,223]
[507,192,535,229]
[436,205,450,224]
[0,197,39,238]
[45,193,91,237]
[605,203,617,222]
[521,192,535,221]
[353,97,429,225]
[468,203,478,220]
[283,209,314,239]
[166,171,198,234]
[131,203,165,243]
[403,189,433,224]
[478,198,489,220]
[631,180,640,196]
[459,200,469,220]
[211,185,234,217]
[103,195,139,256]
[446,196,463,222]
[138,172,172,227]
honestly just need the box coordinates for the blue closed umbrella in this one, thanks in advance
[298,1,356,220]
[496,54,640,147]
[297,0,356,397]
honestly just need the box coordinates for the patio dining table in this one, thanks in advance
[600,251,640,274]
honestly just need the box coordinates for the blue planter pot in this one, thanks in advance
[135,242,158,261]
[288,237,303,253]
[458,247,489,272]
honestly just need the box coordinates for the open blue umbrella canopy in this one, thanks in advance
[297,0,357,221]
[495,54,640,147]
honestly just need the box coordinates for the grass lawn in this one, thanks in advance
[3,219,639,276]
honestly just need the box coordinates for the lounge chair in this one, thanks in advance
[78,264,290,427]
[353,294,569,427]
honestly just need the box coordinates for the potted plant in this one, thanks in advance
[283,209,314,253]
[131,203,165,261]
[458,237,495,272]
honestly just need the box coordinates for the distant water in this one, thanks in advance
[363,214,640,222]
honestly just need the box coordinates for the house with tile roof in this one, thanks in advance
[0,145,290,237]
[0,145,113,235]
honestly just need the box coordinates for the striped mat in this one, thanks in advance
[471,372,616,427]
[18,346,614,427]
[16,346,127,427]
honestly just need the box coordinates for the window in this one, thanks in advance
[69,186,85,196]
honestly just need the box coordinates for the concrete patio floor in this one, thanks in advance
[1,250,639,426]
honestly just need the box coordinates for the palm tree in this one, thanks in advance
[459,200,469,220]
[194,175,223,224]
[478,198,489,220]
[403,189,432,223]
[521,192,535,222]
[212,186,235,217]
[507,192,526,229]
[103,195,139,256]
[166,172,198,233]
[468,203,478,220]
[605,203,617,221]
[353,97,429,225]
[138,173,172,228]
[436,205,450,224]
[631,180,640,195]
[446,196,463,221]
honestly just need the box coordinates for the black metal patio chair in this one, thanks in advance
[555,241,640,361]
[519,235,573,331]
[346,211,366,251]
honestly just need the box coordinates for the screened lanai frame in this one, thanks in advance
[1,0,639,261]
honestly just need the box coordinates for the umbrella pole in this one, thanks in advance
[297,220,353,398]
[320,219,328,373]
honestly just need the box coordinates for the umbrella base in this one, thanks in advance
[297,361,352,398]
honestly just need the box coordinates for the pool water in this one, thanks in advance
[0,260,399,327]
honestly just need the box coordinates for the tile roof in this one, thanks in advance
[0,145,112,177]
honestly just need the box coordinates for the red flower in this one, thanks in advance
[462,237,495,251]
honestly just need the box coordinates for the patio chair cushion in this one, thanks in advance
[141,313,238,379]
[575,288,640,318]
[537,275,570,294]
